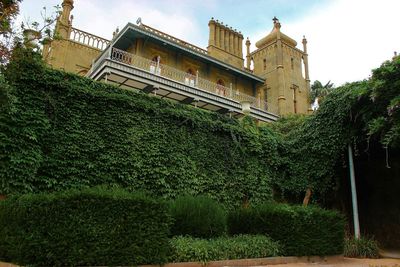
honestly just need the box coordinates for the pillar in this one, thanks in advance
[245,38,251,69]
[208,19,216,47]
[238,35,243,58]
[229,31,234,54]
[220,28,225,51]
[234,34,238,56]
[215,24,220,47]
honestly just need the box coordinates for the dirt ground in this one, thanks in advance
[1,257,400,267]
[254,258,400,267]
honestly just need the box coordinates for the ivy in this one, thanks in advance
[2,48,398,206]
[0,49,276,208]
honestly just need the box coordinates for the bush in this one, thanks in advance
[169,195,227,238]
[227,203,345,256]
[344,237,380,258]
[169,235,281,263]
[0,187,172,266]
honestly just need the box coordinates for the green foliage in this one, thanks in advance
[227,203,345,256]
[344,237,380,258]
[168,235,281,263]
[169,195,227,238]
[310,80,335,104]
[0,187,172,266]
[0,48,276,208]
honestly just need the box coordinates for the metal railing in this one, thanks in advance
[110,48,271,111]
[70,27,110,50]
[140,24,208,56]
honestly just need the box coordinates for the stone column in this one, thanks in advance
[229,31,234,54]
[239,35,243,58]
[220,28,225,51]
[234,34,238,56]
[208,19,216,47]
[245,38,251,69]
[215,24,220,47]
[276,24,286,115]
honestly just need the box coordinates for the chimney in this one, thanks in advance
[207,18,244,68]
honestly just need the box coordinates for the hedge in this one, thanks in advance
[168,235,281,263]
[0,187,172,266]
[227,203,345,256]
[169,195,227,238]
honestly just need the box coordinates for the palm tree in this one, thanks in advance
[310,80,334,110]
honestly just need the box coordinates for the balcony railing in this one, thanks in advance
[140,24,208,56]
[69,27,110,50]
[110,48,270,111]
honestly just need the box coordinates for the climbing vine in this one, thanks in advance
[1,48,398,206]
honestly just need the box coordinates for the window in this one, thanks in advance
[291,58,294,70]
[185,68,196,87]
[263,58,267,71]
[216,79,227,96]
[150,55,161,75]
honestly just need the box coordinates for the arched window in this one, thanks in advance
[185,68,196,87]
[216,79,227,96]
[150,55,161,75]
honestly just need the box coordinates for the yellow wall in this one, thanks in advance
[130,39,256,97]
[252,42,310,115]
[44,39,102,75]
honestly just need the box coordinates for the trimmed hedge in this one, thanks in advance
[0,187,172,266]
[227,203,345,256]
[169,235,281,263]
[169,195,227,238]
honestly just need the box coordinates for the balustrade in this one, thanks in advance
[110,48,270,111]
[70,28,110,50]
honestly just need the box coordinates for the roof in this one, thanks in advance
[106,22,265,83]
[255,20,297,48]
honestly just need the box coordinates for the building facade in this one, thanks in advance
[43,0,312,122]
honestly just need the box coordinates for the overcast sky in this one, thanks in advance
[19,0,400,86]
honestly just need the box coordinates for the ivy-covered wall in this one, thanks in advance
[0,50,280,208]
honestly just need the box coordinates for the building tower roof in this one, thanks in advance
[255,17,297,48]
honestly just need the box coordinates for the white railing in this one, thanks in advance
[70,27,110,50]
[140,24,208,55]
[110,48,271,111]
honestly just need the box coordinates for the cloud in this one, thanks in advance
[18,0,400,86]
[282,0,400,85]
[72,0,203,45]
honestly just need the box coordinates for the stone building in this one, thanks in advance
[43,0,312,122]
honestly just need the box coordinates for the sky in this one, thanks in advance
[18,0,400,86]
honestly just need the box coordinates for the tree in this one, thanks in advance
[310,80,335,110]
[0,1,60,65]
[0,0,22,64]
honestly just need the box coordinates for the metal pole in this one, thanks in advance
[348,144,360,239]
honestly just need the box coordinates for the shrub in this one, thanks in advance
[169,235,281,263]
[169,195,227,238]
[227,203,345,256]
[344,237,380,258]
[0,187,172,266]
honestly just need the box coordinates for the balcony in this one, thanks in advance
[89,47,279,122]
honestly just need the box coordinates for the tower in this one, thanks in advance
[251,17,311,115]
[56,0,74,39]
